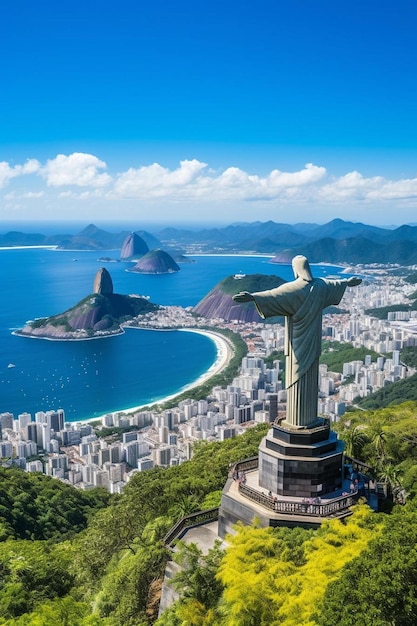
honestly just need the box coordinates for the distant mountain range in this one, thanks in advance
[0,224,160,252]
[3,219,417,264]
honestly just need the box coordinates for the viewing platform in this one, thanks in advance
[218,456,377,536]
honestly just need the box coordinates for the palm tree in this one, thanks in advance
[168,494,201,522]
[343,425,367,459]
[376,461,404,502]
[372,426,388,462]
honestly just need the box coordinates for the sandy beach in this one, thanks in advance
[179,328,233,381]
[79,328,234,424]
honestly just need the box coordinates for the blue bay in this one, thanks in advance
[1,247,343,421]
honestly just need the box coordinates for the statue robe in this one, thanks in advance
[251,277,348,428]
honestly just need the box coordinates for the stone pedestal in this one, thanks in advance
[217,421,349,538]
[258,419,344,498]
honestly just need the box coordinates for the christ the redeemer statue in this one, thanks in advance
[233,255,361,429]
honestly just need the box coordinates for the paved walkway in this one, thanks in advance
[175,520,226,554]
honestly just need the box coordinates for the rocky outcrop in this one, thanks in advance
[269,250,296,264]
[130,249,180,274]
[120,233,149,259]
[16,271,159,340]
[136,230,161,251]
[171,253,194,264]
[193,274,286,323]
[93,268,114,294]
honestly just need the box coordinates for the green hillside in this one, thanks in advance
[358,372,417,409]
[266,341,382,374]
[4,388,417,624]
[0,425,267,625]
[218,273,285,295]
[158,401,417,625]
[320,340,381,373]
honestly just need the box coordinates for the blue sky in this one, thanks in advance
[1,0,417,226]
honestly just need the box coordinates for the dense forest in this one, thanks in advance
[0,426,267,624]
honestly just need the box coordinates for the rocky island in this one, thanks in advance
[120,232,149,260]
[129,249,180,274]
[15,268,159,340]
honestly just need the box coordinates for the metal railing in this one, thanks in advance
[163,507,219,548]
[230,456,259,477]
[238,482,360,517]
[344,454,374,475]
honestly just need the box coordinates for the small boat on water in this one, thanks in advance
[7,363,15,368]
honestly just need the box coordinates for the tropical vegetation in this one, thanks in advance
[0,426,267,624]
[3,384,417,623]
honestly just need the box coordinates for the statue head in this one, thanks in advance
[292,255,313,282]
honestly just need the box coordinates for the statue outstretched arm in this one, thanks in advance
[346,277,362,286]
[233,291,255,303]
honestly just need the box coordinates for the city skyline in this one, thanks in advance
[1,1,417,226]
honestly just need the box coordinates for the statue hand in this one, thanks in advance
[347,277,362,286]
[233,291,254,303]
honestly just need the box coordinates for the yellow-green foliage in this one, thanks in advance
[217,505,381,626]
[175,600,219,625]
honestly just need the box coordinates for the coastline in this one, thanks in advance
[189,253,273,257]
[0,245,58,251]
[13,328,125,342]
[77,328,234,425]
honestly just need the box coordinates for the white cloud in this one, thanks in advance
[112,160,327,201]
[268,163,326,187]
[2,153,417,222]
[0,164,15,188]
[22,191,44,198]
[4,190,44,200]
[319,171,417,203]
[58,189,103,200]
[41,153,112,187]
[318,171,383,201]
[366,177,417,200]
[21,159,41,175]
[0,159,40,188]
[113,159,207,197]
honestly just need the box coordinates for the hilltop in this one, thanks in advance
[193,273,286,322]
[15,268,159,340]
[129,249,180,274]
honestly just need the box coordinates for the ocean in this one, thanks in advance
[1,247,343,421]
